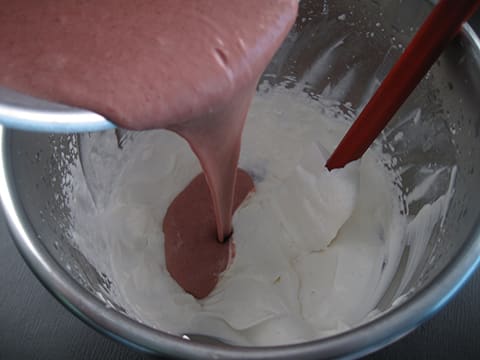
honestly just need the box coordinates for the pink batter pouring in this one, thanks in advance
[0,0,298,298]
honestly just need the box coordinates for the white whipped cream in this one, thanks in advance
[67,87,421,346]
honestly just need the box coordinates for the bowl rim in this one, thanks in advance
[1,23,480,360]
[0,86,116,133]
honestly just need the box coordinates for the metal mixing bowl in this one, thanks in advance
[1,0,480,358]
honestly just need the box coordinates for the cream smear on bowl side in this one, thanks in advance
[64,85,452,346]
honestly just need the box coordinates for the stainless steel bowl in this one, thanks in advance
[1,0,480,358]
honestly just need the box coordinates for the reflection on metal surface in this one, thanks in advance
[0,87,115,133]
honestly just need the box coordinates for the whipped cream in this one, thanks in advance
[67,87,410,346]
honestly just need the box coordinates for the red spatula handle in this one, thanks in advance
[326,0,480,170]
